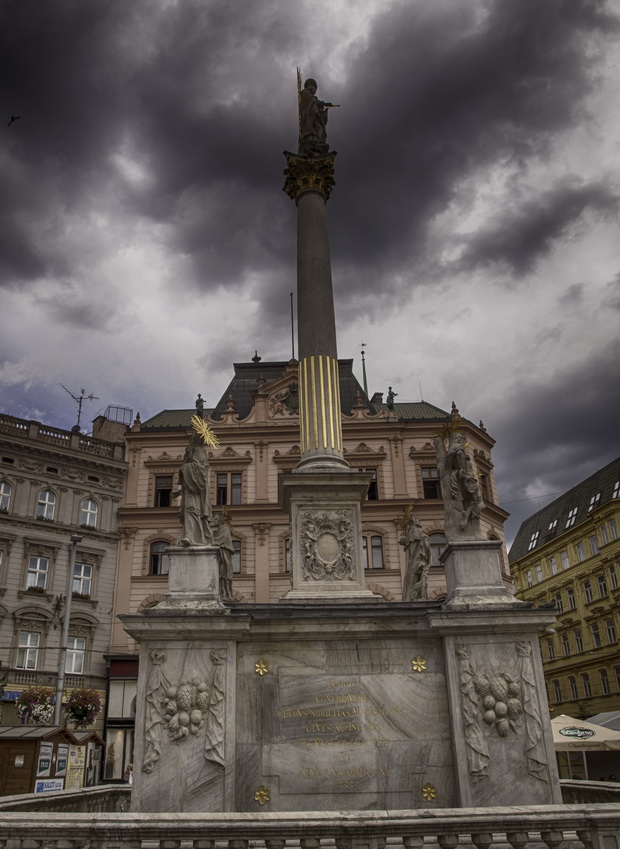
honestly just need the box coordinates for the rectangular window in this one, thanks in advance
[16,631,40,670]
[216,473,242,506]
[566,507,578,528]
[561,550,570,570]
[582,673,592,697]
[73,562,92,596]
[605,618,617,644]
[567,587,576,610]
[610,519,618,541]
[546,639,555,661]
[610,563,619,590]
[562,634,571,657]
[546,519,558,541]
[362,535,384,569]
[232,540,241,574]
[553,680,562,703]
[361,468,378,500]
[154,476,173,508]
[591,623,602,648]
[576,542,586,562]
[421,467,441,499]
[590,535,599,556]
[613,480,620,499]
[569,677,578,700]
[554,592,563,613]
[27,556,49,590]
[588,492,602,512]
[583,580,593,603]
[66,636,86,674]
[597,574,608,598]
[535,564,543,583]
[525,570,533,588]
[575,629,583,653]
[600,669,610,695]
[528,531,540,551]
[549,556,557,576]
[601,524,609,545]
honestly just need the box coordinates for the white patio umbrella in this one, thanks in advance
[551,715,620,752]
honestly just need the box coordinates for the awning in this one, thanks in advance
[551,715,620,751]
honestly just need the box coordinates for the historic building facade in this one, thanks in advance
[0,413,127,733]
[509,457,620,719]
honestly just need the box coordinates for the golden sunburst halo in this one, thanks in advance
[191,414,220,448]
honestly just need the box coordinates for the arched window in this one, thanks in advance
[149,541,170,575]
[80,499,98,528]
[37,489,56,520]
[429,533,447,568]
[0,481,11,511]
[362,534,384,570]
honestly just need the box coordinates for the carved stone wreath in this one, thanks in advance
[300,509,354,582]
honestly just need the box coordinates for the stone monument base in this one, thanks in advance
[442,539,517,607]
[157,545,229,612]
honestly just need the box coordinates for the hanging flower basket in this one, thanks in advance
[65,688,101,729]
[15,686,54,725]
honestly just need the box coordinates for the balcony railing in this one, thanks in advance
[0,414,124,461]
[0,803,618,848]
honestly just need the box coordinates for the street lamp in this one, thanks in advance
[53,533,82,726]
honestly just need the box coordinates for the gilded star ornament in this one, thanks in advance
[411,656,427,672]
[191,414,220,448]
[254,785,270,805]
[255,659,269,676]
[422,783,437,801]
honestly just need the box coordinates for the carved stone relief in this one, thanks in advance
[142,648,227,774]
[299,509,354,582]
[456,643,548,784]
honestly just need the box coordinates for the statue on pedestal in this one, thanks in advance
[399,515,431,600]
[434,431,484,540]
[172,434,214,546]
[299,77,338,157]
[213,513,235,602]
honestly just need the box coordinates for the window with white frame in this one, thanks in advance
[546,519,558,541]
[66,636,86,674]
[561,634,571,657]
[149,542,170,576]
[583,580,593,603]
[601,524,609,545]
[80,499,98,528]
[610,563,619,590]
[549,556,557,575]
[574,629,583,652]
[525,570,533,588]
[546,639,555,661]
[576,542,586,562]
[27,555,49,590]
[232,540,241,574]
[216,472,242,506]
[605,618,617,644]
[16,631,40,669]
[597,574,608,598]
[566,507,578,528]
[600,669,610,695]
[610,519,618,540]
[590,535,599,556]
[591,622,602,648]
[0,480,11,511]
[421,467,441,499]
[554,592,563,613]
[567,587,576,610]
[360,468,378,500]
[535,564,543,583]
[154,476,173,507]
[528,531,540,551]
[552,680,562,703]
[613,480,620,499]
[582,673,592,697]
[362,534,384,570]
[73,562,93,597]
[560,550,570,570]
[37,489,56,520]
[568,676,578,700]
[588,492,601,512]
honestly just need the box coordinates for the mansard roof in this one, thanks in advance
[509,455,620,563]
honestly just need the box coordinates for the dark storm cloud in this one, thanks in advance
[492,337,620,542]
[329,0,619,301]
[459,180,618,275]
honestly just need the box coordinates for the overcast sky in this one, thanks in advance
[2,0,619,544]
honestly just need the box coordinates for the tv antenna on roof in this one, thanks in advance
[60,384,99,431]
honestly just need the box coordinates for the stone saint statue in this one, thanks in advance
[213,513,234,602]
[195,394,204,417]
[172,433,213,546]
[433,431,483,540]
[399,516,431,600]
[299,78,335,157]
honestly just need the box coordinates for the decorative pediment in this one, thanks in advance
[343,443,387,464]
[409,442,436,457]
[209,447,252,468]
[273,445,301,469]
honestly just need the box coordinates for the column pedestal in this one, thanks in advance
[157,545,229,612]
[441,539,517,607]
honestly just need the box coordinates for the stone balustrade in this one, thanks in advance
[0,804,619,848]
[0,413,124,460]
